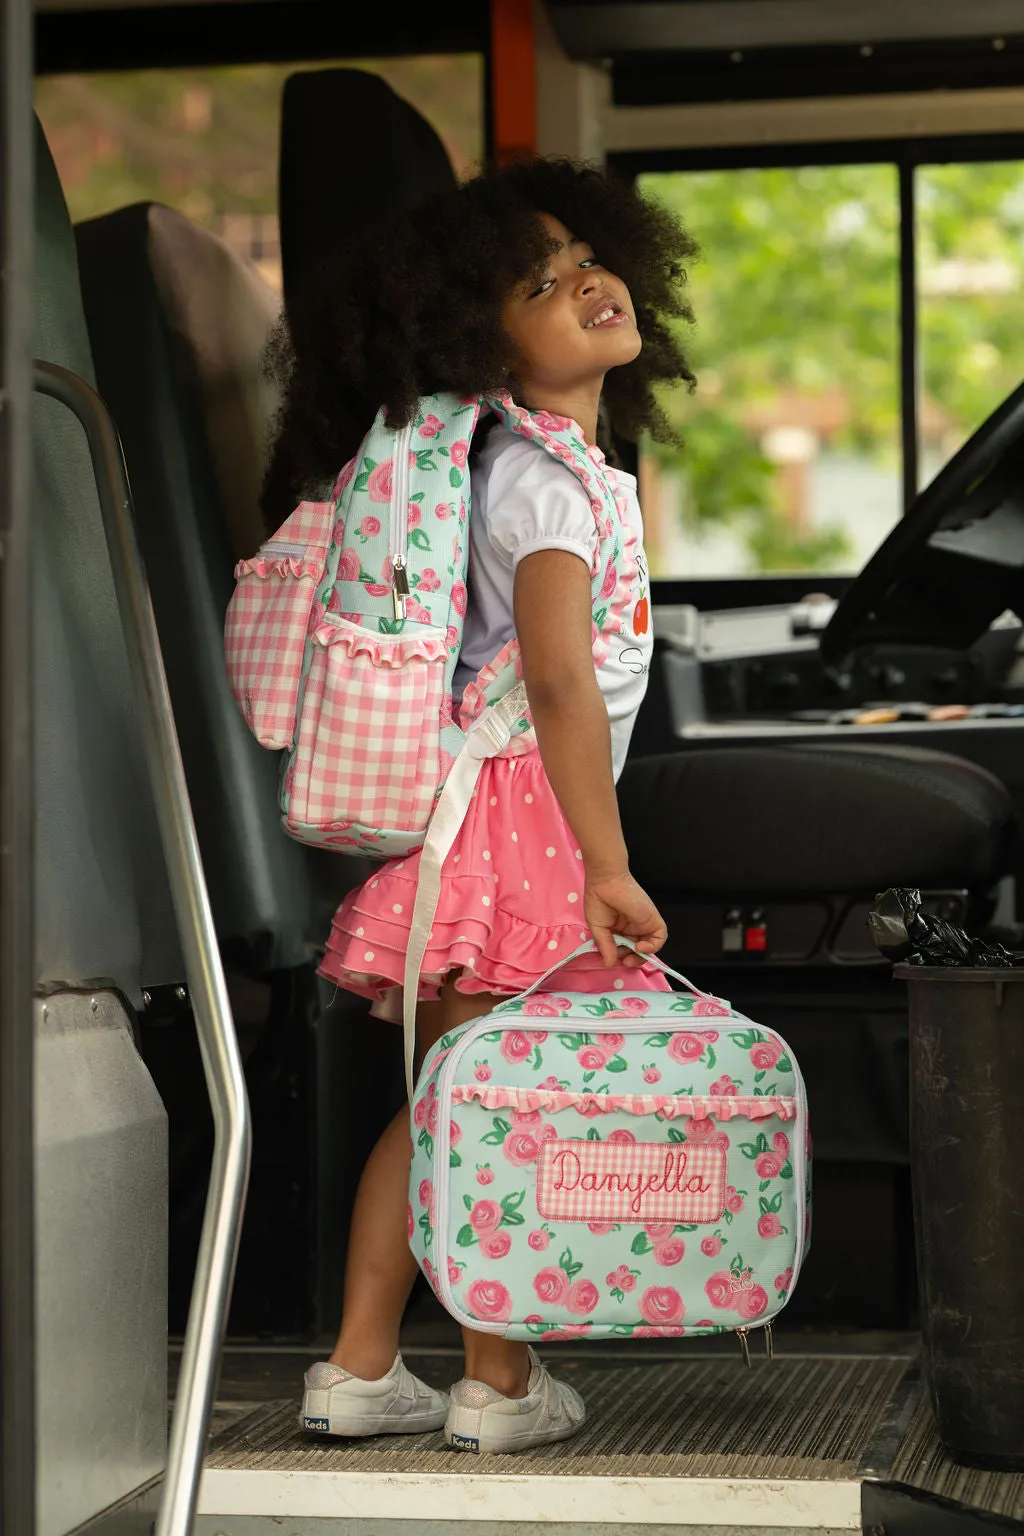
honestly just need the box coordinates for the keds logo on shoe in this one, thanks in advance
[537,1138,726,1224]
[449,1432,480,1451]
[303,1416,330,1432]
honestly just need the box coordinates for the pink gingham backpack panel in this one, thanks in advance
[286,617,448,833]
[224,498,335,750]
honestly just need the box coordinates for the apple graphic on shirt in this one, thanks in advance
[633,597,649,636]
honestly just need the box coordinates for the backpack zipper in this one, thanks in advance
[389,423,414,621]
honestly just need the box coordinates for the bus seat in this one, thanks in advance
[74,203,342,972]
[73,70,457,975]
[620,742,1014,924]
[273,67,461,1327]
[32,117,168,1536]
[278,67,456,306]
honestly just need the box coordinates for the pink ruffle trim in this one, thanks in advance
[319,750,676,1015]
[450,1084,796,1120]
[313,615,447,665]
[234,555,323,582]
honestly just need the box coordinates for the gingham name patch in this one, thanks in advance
[536,1138,727,1225]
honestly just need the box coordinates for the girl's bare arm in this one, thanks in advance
[514,548,667,966]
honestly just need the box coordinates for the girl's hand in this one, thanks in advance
[584,872,668,969]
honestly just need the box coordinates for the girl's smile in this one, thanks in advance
[583,300,628,330]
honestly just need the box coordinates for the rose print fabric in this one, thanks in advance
[408,974,811,1342]
[319,750,672,1013]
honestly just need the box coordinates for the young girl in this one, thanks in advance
[263,158,697,1453]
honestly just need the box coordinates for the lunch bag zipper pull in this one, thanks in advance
[736,1322,775,1369]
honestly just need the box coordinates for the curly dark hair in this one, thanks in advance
[261,157,698,527]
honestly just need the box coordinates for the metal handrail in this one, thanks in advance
[34,359,251,1536]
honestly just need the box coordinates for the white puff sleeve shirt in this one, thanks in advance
[455,429,653,782]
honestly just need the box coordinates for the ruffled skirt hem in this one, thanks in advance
[317,753,671,1021]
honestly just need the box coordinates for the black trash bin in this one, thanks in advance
[897,965,1024,1470]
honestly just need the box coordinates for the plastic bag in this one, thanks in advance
[869,887,1018,968]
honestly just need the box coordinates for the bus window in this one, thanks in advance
[918,160,1024,488]
[34,55,484,291]
[638,164,900,579]
[639,153,1024,581]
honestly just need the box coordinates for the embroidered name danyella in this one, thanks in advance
[554,1147,710,1208]
[536,1138,727,1225]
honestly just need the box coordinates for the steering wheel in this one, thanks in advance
[821,379,1024,671]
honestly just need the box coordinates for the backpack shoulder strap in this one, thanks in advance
[485,394,620,528]
[481,394,627,669]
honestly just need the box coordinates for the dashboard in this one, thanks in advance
[655,599,1024,740]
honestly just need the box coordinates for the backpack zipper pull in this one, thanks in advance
[391,553,410,621]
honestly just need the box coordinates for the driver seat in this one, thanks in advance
[620,739,1013,969]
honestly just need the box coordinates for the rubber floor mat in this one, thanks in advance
[889,1392,1024,1521]
[206,1354,907,1480]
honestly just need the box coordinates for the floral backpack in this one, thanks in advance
[409,939,811,1364]
[224,391,635,1060]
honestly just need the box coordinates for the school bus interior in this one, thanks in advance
[12,2,1024,1533]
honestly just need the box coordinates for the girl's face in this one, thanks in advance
[501,213,641,399]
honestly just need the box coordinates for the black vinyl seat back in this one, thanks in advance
[73,70,460,973]
[620,743,1015,898]
[278,68,456,307]
[75,202,331,972]
[619,741,1015,969]
[33,120,180,996]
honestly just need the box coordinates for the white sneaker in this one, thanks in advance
[445,1348,586,1453]
[300,1355,449,1437]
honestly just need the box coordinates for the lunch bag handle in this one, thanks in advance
[510,936,732,1009]
[405,936,734,1097]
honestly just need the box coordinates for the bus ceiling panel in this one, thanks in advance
[611,36,1024,108]
[547,0,1024,57]
[35,0,486,75]
[604,98,1024,163]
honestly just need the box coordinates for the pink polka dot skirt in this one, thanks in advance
[319,750,671,1020]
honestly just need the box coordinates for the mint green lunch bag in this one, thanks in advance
[408,940,811,1353]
